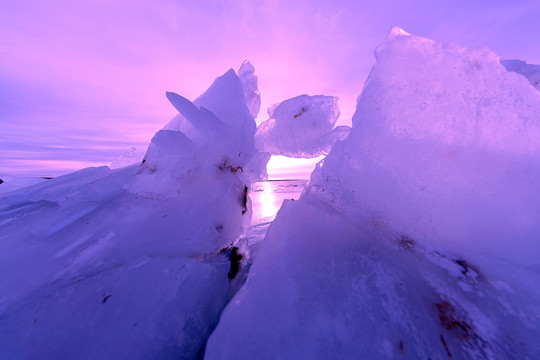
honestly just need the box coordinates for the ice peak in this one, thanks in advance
[387,26,410,40]
[237,60,261,119]
[238,60,255,75]
[375,26,413,59]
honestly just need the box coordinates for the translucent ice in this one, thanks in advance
[149,64,268,185]
[142,68,256,180]
[238,60,261,119]
[255,94,350,158]
[109,147,145,169]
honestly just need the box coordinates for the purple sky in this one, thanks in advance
[1,0,540,177]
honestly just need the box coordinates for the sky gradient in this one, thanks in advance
[1,0,540,177]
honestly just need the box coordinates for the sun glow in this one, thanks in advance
[266,155,323,180]
[258,181,279,220]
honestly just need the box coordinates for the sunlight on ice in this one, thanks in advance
[259,181,279,219]
[250,180,307,224]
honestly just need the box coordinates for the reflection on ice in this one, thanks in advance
[250,180,307,224]
[259,181,278,220]
[241,180,308,260]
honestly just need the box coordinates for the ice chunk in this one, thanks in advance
[306,27,540,265]
[161,61,260,139]
[134,62,272,200]
[501,59,540,92]
[194,68,255,133]
[0,63,261,358]
[238,60,261,119]
[133,65,260,197]
[255,95,349,158]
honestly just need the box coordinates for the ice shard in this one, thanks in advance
[238,60,261,119]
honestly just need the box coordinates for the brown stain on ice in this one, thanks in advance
[293,106,307,118]
[398,234,416,252]
[433,301,488,357]
[435,302,474,340]
[218,157,243,174]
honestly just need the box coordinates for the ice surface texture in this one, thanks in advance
[255,94,350,158]
[206,28,540,359]
[207,199,540,359]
